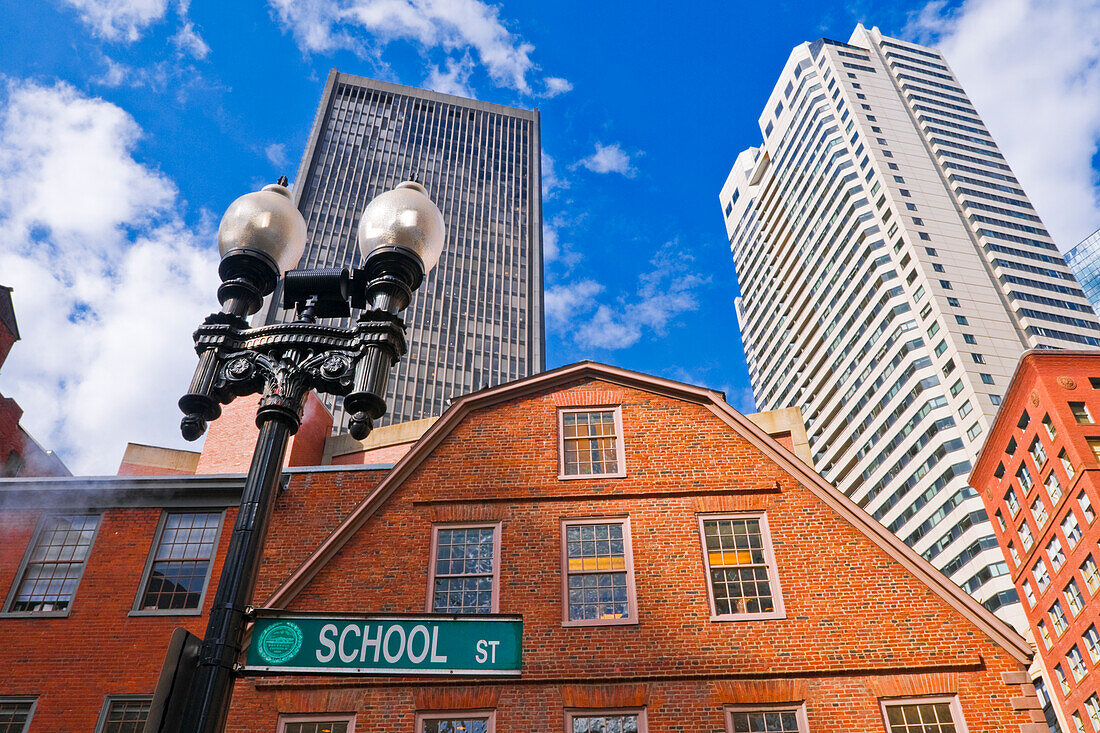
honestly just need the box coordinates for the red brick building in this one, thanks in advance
[971,351,1100,731]
[0,285,69,478]
[0,363,1042,732]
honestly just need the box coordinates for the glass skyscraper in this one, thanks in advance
[718,24,1100,628]
[1065,227,1100,317]
[264,71,545,429]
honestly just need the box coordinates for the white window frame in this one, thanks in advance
[560,516,638,627]
[276,713,356,733]
[416,710,496,733]
[557,407,627,480]
[564,708,647,733]
[425,522,502,614]
[880,696,969,733]
[698,513,786,621]
[725,704,809,732]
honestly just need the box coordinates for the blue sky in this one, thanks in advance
[1,0,1098,473]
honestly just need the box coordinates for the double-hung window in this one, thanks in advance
[1082,555,1100,594]
[1032,497,1048,528]
[559,408,626,478]
[562,518,636,625]
[1062,511,1082,547]
[417,712,494,733]
[1018,520,1034,550]
[136,512,222,613]
[97,697,152,733]
[1034,558,1051,591]
[7,514,100,614]
[725,706,807,732]
[567,710,645,733]
[1045,471,1062,504]
[1066,579,1085,616]
[429,524,500,614]
[1047,536,1065,572]
[881,697,965,733]
[0,699,36,733]
[1051,600,1069,634]
[277,715,355,733]
[700,514,784,620]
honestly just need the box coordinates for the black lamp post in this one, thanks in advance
[175,176,444,733]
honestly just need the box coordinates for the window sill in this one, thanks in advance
[562,618,639,628]
[129,608,203,617]
[558,471,627,481]
[709,611,787,622]
[0,609,71,619]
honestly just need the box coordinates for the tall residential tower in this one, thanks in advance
[719,25,1100,625]
[265,71,545,429]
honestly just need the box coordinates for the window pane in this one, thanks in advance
[283,721,350,733]
[883,702,957,732]
[11,515,99,612]
[422,718,489,733]
[432,526,496,614]
[566,522,630,621]
[730,709,802,732]
[563,410,620,475]
[571,714,639,733]
[101,699,151,733]
[703,518,776,615]
[0,701,33,733]
[141,513,220,611]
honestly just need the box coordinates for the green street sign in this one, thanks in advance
[244,612,522,675]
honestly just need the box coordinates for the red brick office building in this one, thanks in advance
[1,363,1043,731]
[971,351,1100,731]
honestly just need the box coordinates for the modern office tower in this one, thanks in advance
[718,24,1100,627]
[264,70,545,429]
[1065,227,1100,317]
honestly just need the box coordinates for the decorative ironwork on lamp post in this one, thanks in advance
[175,176,445,733]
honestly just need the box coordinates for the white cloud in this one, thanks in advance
[542,77,573,97]
[59,0,171,41]
[574,142,637,177]
[0,80,219,475]
[547,242,710,351]
[265,142,289,168]
[906,0,1100,246]
[541,151,567,199]
[172,20,210,59]
[425,54,475,97]
[267,0,540,93]
[94,56,172,89]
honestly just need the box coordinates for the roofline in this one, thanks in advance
[331,70,539,121]
[261,362,1032,664]
[971,349,1100,480]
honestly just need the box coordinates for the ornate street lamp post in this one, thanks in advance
[175,177,444,733]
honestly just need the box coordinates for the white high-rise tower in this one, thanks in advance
[719,24,1100,627]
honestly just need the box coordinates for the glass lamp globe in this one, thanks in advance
[356,181,445,274]
[217,182,307,275]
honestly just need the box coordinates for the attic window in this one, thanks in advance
[558,407,626,479]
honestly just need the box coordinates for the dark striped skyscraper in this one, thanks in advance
[265,70,544,429]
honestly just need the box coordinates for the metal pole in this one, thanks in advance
[179,414,294,733]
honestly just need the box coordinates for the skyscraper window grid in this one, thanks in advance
[719,25,1100,629]
[264,72,544,430]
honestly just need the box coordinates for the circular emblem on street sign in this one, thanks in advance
[256,621,303,665]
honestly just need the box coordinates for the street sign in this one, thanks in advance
[244,612,522,675]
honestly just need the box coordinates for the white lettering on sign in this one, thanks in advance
[407,625,430,663]
[360,624,383,662]
[338,624,360,663]
[430,625,447,663]
[317,623,338,662]
[382,625,406,663]
[312,623,453,666]
[475,639,500,663]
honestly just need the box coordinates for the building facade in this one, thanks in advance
[970,351,1100,731]
[1065,228,1100,318]
[263,70,545,429]
[0,285,69,478]
[718,24,1100,625]
[0,363,1043,731]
